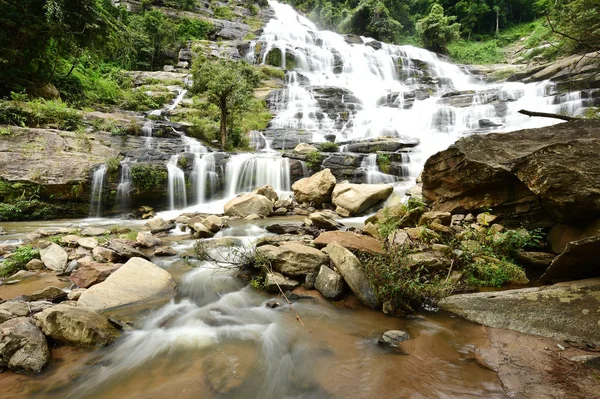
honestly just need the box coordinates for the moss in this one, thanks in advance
[319,142,339,153]
[265,49,297,70]
[130,164,168,191]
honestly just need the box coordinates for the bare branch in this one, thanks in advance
[518,109,581,121]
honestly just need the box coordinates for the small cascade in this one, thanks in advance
[167,155,187,210]
[167,88,188,111]
[361,154,398,184]
[116,159,132,213]
[89,164,107,217]
[142,120,154,149]
[192,153,219,204]
[300,161,309,177]
[226,154,291,196]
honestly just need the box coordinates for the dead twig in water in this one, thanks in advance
[269,264,310,335]
[518,109,581,122]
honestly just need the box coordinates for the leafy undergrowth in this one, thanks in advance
[0,246,39,277]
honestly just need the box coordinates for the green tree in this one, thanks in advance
[416,4,461,53]
[191,57,260,149]
[454,0,490,39]
[547,0,600,52]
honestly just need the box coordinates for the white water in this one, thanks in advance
[361,154,398,184]
[166,155,187,210]
[89,164,107,217]
[116,159,132,213]
[225,153,291,197]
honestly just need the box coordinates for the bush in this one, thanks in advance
[448,40,504,64]
[463,257,527,287]
[0,245,40,277]
[130,164,168,191]
[319,142,339,152]
[0,100,82,131]
[305,151,324,170]
[214,6,235,21]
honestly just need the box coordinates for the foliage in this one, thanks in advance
[548,0,600,52]
[130,164,168,191]
[305,150,324,170]
[105,157,121,179]
[213,6,235,21]
[416,4,461,54]
[448,40,504,64]
[0,127,12,136]
[463,257,527,287]
[250,275,267,290]
[0,245,40,277]
[0,100,82,131]
[376,154,391,173]
[318,142,339,152]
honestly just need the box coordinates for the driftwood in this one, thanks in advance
[518,109,581,122]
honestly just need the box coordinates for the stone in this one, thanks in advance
[0,301,30,318]
[252,185,278,202]
[325,242,379,308]
[244,214,262,221]
[516,251,556,270]
[34,304,119,347]
[419,211,452,226]
[191,222,215,238]
[332,183,393,216]
[477,213,498,226]
[387,230,410,247]
[77,237,99,249]
[28,286,65,302]
[293,143,318,154]
[422,120,600,227]
[378,330,410,348]
[154,246,177,257]
[406,251,451,271]
[292,169,337,206]
[256,243,329,278]
[61,235,81,246]
[203,345,256,394]
[81,227,108,236]
[315,265,344,299]
[569,355,600,369]
[314,231,384,254]
[0,317,50,373]
[39,242,68,272]
[145,218,175,234]
[67,289,86,301]
[304,273,316,290]
[308,212,343,231]
[202,215,227,233]
[92,246,122,263]
[108,240,150,261]
[439,278,600,347]
[70,263,120,288]
[78,257,177,312]
[398,207,425,228]
[365,204,407,225]
[136,232,163,248]
[25,259,44,270]
[539,234,600,283]
[363,222,380,238]
[264,272,300,293]
[224,193,273,218]
[273,208,288,216]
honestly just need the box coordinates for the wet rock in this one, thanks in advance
[255,234,314,247]
[315,265,344,299]
[257,243,329,278]
[224,193,273,218]
[307,211,343,231]
[28,286,65,302]
[92,246,121,263]
[387,230,410,248]
[154,246,177,257]
[39,242,68,272]
[136,231,163,248]
[569,355,600,369]
[25,259,45,271]
[398,207,425,228]
[292,169,337,206]
[264,272,300,293]
[191,222,215,238]
[252,185,279,202]
[365,204,407,225]
[0,317,50,373]
[107,241,150,261]
[325,242,379,308]
[77,237,98,249]
[81,227,108,237]
[304,273,316,289]
[539,234,600,283]
[67,288,86,301]
[418,211,451,226]
[202,215,227,233]
[34,304,119,347]
[294,143,318,154]
[439,278,600,346]
[314,231,384,254]
[145,218,176,234]
[203,345,256,394]
[378,330,410,348]
[516,251,556,270]
[78,257,177,312]
[70,263,120,288]
[332,183,393,216]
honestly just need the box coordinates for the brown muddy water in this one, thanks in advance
[0,218,504,399]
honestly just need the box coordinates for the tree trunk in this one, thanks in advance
[220,97,228,149]
[496,10,500,36]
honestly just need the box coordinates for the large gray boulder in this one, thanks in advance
[315,265,344,299]
[0,317,50,373]
[539,234,600,283]
[292,168,336,206]
[77,257,177,312]
[324,242,380,308]
[34,304,120,347]
[257,243,329,278]
[332,183,394,216]
[422,120,600,227]
[39,242,68,272]
[439,278,600,346]
[224,193,273,218]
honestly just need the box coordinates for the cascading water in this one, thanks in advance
[361,154,398,184]
[225,153,291,197]
[166,155,187,210]
[89,164,107,217]
[142,119,155,149]
[116,159,132,213]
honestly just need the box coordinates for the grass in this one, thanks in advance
[0,99,83,131]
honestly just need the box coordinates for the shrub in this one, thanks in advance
[319,142,339,153]
[214,6,235,21]
[0,245,40,277]
[305,151,324,170]
[130,164,168,191]
[463,257,527,287]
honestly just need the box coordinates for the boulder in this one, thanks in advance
[422,120,600,227]
[325,242,380,308]
[154,246,177,257]
[516,251,556,270]
[365,203,407,225]
[264,272,300,293]
[77,257,177,312]
[77,237,98,249]
[70,263,120,288]
[136,232,163,248]
[315,265,344,299]
[191,222,215,238]
[145,218,175,234]
[307,212,343,231]
[406,251,451,271]
[387,230,410,247]
[439,278,600,347]
[332,183,393,216]
[293,143,318,154]
[0,317,50,373]
[378,330,410,348]
[28,286,65,302]
[202,215,227,233]
[26,259,45,271]
[39,242,68,272]
[539,234,600,283]
[256,243,329,278]
[418,211,451,226]
[92,246,122,263]
[292,169,336,206]
[61,235,81,246]
[314,231,384,254]
[252,185,278,202]
[81,227,108,236]
[108,240,150,261]
[34,304,119,347]
[224,193,273,218]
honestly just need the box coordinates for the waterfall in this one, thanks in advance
[167,155,187,210]
[116,159,132,213]
[89,164,107,217]
[142,120,154,149]
[192,153,218,204]
[361,154,398,184]
[225,153,291,197]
